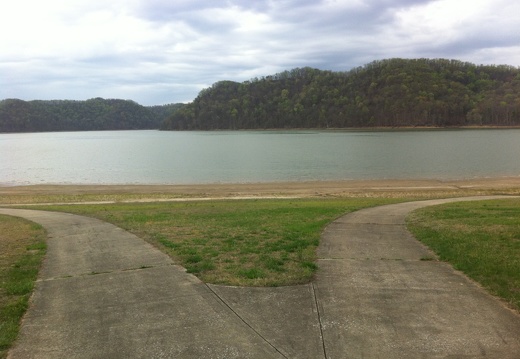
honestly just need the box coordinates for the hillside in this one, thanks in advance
[0,98,183,133]
[160,58,520,130]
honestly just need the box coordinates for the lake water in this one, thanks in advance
[1,129,520,185]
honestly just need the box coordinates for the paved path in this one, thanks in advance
[2,196,520,358]
[315,196,520,358]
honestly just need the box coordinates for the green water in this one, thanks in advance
[1,129,519,185]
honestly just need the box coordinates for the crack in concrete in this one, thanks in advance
[311,282,328,359]
[36,263,174,282]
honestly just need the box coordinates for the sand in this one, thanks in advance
[1,177,520,202]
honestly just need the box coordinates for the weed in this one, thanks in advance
[239,268,266,279]
[300,261,318,270]
[186,260,215,274]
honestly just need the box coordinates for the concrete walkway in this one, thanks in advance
[1,196,520,358]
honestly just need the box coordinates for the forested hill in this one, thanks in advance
[161,58,520,130]
[0,98,182,133]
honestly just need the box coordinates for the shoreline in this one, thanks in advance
[3,125,520,135]
[2,177,520,199]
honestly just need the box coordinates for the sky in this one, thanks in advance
[1,0,519,106]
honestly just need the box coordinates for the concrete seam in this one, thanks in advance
[204,283,289,359]
[311,282,328,359]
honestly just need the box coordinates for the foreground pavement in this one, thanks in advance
[1,196,520,358]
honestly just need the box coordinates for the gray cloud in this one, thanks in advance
[1,0,518,105]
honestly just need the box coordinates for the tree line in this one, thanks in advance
[0,98,182,133]
[161,58,520,130]
[3,58,519,132]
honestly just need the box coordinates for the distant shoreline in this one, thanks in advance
[3,125,520,135]
[227,125,520,132]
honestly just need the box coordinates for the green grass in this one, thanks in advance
[32,198,401,286]
[2,194,520,357]
[0,216,46,359]
[3,194,519,356]
[407,198,520,312]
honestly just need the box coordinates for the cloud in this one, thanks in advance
[1,0,518,105]
[385,0,520,62]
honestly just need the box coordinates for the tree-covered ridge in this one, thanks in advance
[147,103,185,122]
[0,98,183,133]
[161,58,520,130]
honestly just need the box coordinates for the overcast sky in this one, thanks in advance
[1,0,519,106]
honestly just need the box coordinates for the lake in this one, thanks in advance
[1,129,519,186]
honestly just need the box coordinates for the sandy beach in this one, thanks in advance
[1,177,520,203]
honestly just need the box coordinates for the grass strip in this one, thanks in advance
[31,198,401,286]
[0,215,46,359]
[407,198,520,312]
